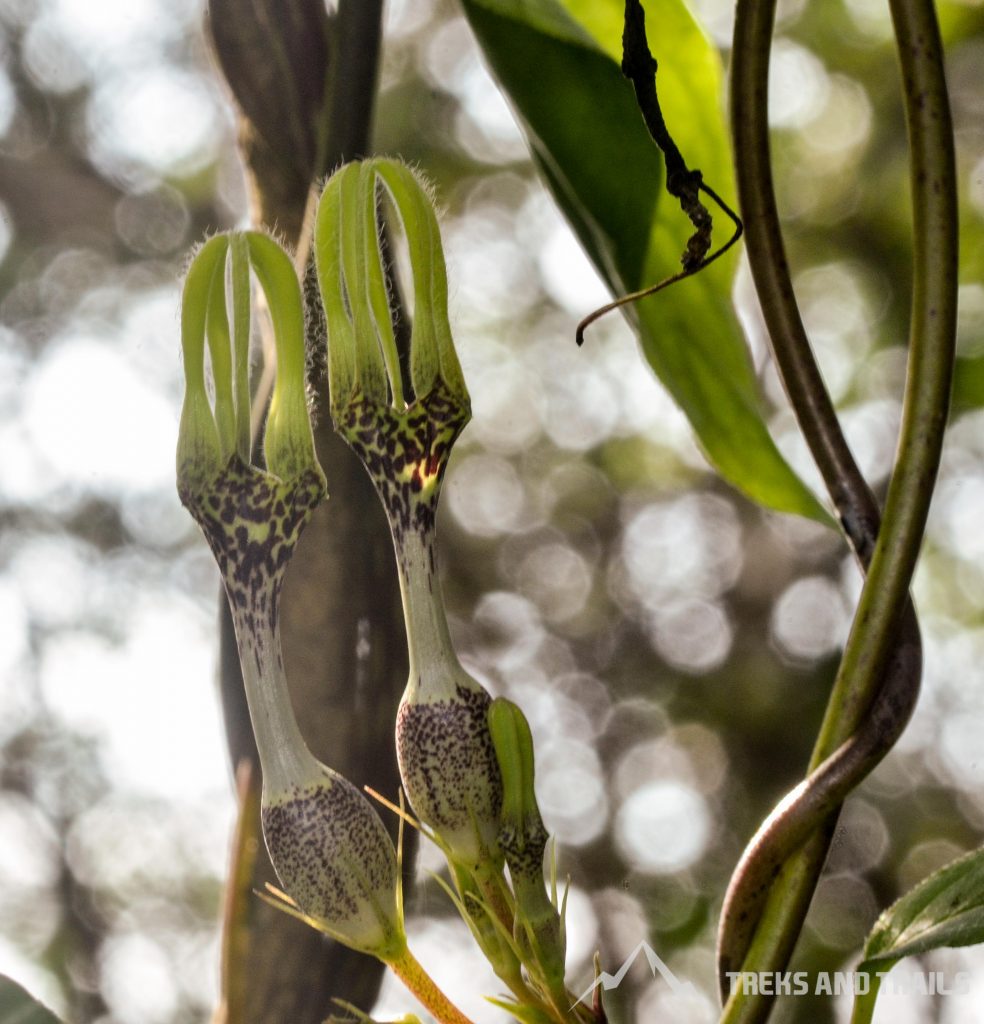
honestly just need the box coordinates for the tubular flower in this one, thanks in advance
[176,232,403,960]
[314,160,503,873]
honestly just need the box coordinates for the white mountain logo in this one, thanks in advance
[572,941,701,1008]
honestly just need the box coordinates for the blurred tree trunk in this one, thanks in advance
[206,2,412,1021]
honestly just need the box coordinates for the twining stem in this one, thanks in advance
[717,0,923,994]
[386,946,476,1024]
[719,0,957,1017]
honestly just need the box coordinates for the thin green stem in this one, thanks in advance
[820,0,956,753]
[719,0,957,1017]
[849,971,884,1024]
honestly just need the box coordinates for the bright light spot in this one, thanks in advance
[0,422,49,504]
[808,874,877,949]
[67,796,234,892]
[100,932,178,1024]
[897,838,968,894]
[676,724,730,797]
[23,335,177,496]
[768,40,829,128]
[121,490,193,548]
[118,284,184,396]
[591,888,649,961]
[596,328,693,444]
[445,211,539,320]
[537,738,608,846]
[840,399,902,487]
[845,0,896,40]
[0,578,29,681]
[423,17,472,92]
[525,334,623,452]
[510,673,609,745]
[539,224,611,314]
[456,62,528,163]
[932,475,984,563]
[638,977,717,1024]
[38,595,229,799]
[771,575,849,662]
[940,706,984,785]
[805,75,872,157]
[622,493,743,607]
[88,67,219,178]
[563,886,599,973]
[796,262,875,401]
[613,737,697,801]
[471,590,545,670]
[48,0,190,69]
[423,16,527,163]
[446,453,529,536]
[372,917,501,1024]
[688,0,735,46]
[22,15,88,92]
[464,341,543,453]
[0,794,59,888]
[615,780,711,874]
[9,534,90,628]
[517,542,592,622]
[384,0,435,36]
[115,186,189,256]
[650,597,732,674]
[829,799,890,872]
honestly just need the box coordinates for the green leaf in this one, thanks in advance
[861,847,984,967]
[0,976,65,1024]
[459,0,831,522]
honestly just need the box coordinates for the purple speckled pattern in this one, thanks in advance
[336,381,468,568]
[179,455,325,641]
[396,683,502,866]
[261,773,399,951]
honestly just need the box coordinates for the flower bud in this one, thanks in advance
[488,699,566,995]
[262,767,404,960]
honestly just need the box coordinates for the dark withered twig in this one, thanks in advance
[576,0,742,346]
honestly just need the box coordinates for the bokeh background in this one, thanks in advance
[2,0,984,1021]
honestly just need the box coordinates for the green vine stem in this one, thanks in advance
[718,0,957,1018]
[716,0,924,994]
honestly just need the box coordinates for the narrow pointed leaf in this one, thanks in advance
[459,0,830,522]
[861,847,984,968]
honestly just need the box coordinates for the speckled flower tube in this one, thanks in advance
[175,232,404,961]
[314,161,504,877]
